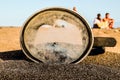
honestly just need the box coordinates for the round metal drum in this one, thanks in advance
[20,7,94,64]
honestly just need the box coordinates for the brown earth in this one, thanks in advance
[0,27,21,52]
[0,27,120,79]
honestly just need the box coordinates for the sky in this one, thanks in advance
[0,0,120,28]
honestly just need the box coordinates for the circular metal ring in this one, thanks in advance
[20,7,94,64]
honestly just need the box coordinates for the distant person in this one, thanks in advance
[103,13,114,29]
[73,7,77,12]
[100,19,109,29]
[93,13,102,28]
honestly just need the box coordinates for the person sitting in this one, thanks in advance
[93,13,102,28]
[103,13,114,29]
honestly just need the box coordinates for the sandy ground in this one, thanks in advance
[0,27,21,51]
[0,27,120,79]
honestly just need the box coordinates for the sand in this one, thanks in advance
[0,27,21,52]
[0,27,120,79]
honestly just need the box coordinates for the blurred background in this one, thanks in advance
[0,0,120,28]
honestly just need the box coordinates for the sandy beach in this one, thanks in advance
[0,27,120,79]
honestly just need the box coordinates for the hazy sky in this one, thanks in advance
[0,0,120,27]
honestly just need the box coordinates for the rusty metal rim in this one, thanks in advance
[20,7,94,64]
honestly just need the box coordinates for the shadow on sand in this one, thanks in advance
[0,47,105,61]
[89,47,105,56]
[0,50,31,61]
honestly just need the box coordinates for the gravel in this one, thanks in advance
[0,50,120,80]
